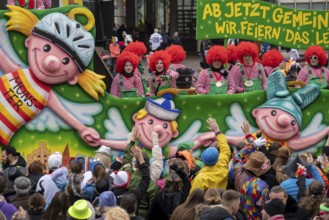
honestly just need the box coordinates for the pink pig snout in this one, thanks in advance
[43,55,60,72]
[277,115,291,128]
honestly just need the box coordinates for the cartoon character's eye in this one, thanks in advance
[271,110,277,116]
[43,44,51,52]
[291,120,296,126]
[163,123,168,129]
[62,58,70,65]
[148,119,153,125]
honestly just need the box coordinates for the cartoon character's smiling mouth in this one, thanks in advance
[33,49,68,78]
[139,123,170,146]
[262,116,295,133]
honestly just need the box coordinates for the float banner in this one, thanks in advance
[196,0,329,49]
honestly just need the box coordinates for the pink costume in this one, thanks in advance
[0,69,51,145]
[196,68,234,94]
[297,65,329,89]
[110,74,144,98]
[7,0,51,9]
[149,69,179,96]
[229,62,267,93]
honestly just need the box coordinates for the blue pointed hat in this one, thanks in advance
[145,93,181,121]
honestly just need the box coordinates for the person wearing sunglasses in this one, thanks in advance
[296,45,329,89]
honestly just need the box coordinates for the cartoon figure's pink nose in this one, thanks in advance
[153,125,164,135]
[43,55,60,72]
[277,115,290,128]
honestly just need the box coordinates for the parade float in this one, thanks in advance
[0,1,328,170]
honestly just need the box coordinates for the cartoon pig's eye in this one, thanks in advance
[62,57,70,65]
[43,44,51,52]
[291,120,296,126]
[271,110,277,116]
[163,123,168,129]
[148,119,153,125]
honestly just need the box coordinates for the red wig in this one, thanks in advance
[124,41,147,56]
[227,45,238,64]
[115,51,140,73]
[148,50,171,72]
[166,45,186,64]
[305,45,327,66]
[236,42,259,64]
[261,49,284,67]
[206,45,228,65]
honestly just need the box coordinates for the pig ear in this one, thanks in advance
[25,36,32,48]
[68,75,78,85]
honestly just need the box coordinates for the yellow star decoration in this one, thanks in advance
[61,87,65,92]
[74,143,79,148]
[18,50,23,55]
[57,135,62,140]
[205,35,209,39]
[136,101,141,105]
[297,27,301,31]
[258,38,262,41]
[19,139,23,144]
[306,111,310,116]
[267,19,270,23]
[123,105,127,108]
[13,36,17,42]
[279,41,282,45]
[106,100,111,105]
[238,30,241,34]
[196,106,201,111]
[199,2,203,6]
[96,124,101,129]
[30,135,35,140]
[311,29,314,33]
[243,98,248,103]
[224,34,228,38]
[182,100,186,105]
[297,45,301,48]
[244,17,247,20]
[217,102,221,106]
[208,20,212,25]
[75,93,80,98]
[182,115,187,120]
[322,98,326,102]
[200,26,204,30]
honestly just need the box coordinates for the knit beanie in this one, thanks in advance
[201,147,218,166]
[99,191,117,207]
[110,171,130,188]
[264,199,285,216]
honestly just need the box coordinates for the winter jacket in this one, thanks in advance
[284,194,311,220]
[113,162,150,210]
[147,166,191,220]
[280,165,324,202]
[190,133,231,193]
[11,194,30,210]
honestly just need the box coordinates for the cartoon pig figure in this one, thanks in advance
[0,6,105,146]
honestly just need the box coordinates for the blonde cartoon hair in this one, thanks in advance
[135,109,178,133]
[5,6,105,100]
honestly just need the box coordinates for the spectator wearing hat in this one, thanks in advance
[280,155,324,202]
[269,185,310,220]
[261,198,285,220]
[2,146,27,191]
[36,152,62,208]
[95,191,117,219]
[10,176,31,210]
[82,146,113,190]
[190,117,231,193]
[0,195,17,220]
[271,146,293,183]
[122,127,159,218]
[28,193,46,220]
[297,56,306,73]
[233,135,270,220]
[68,199,92,220]
[111,146,150,209]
